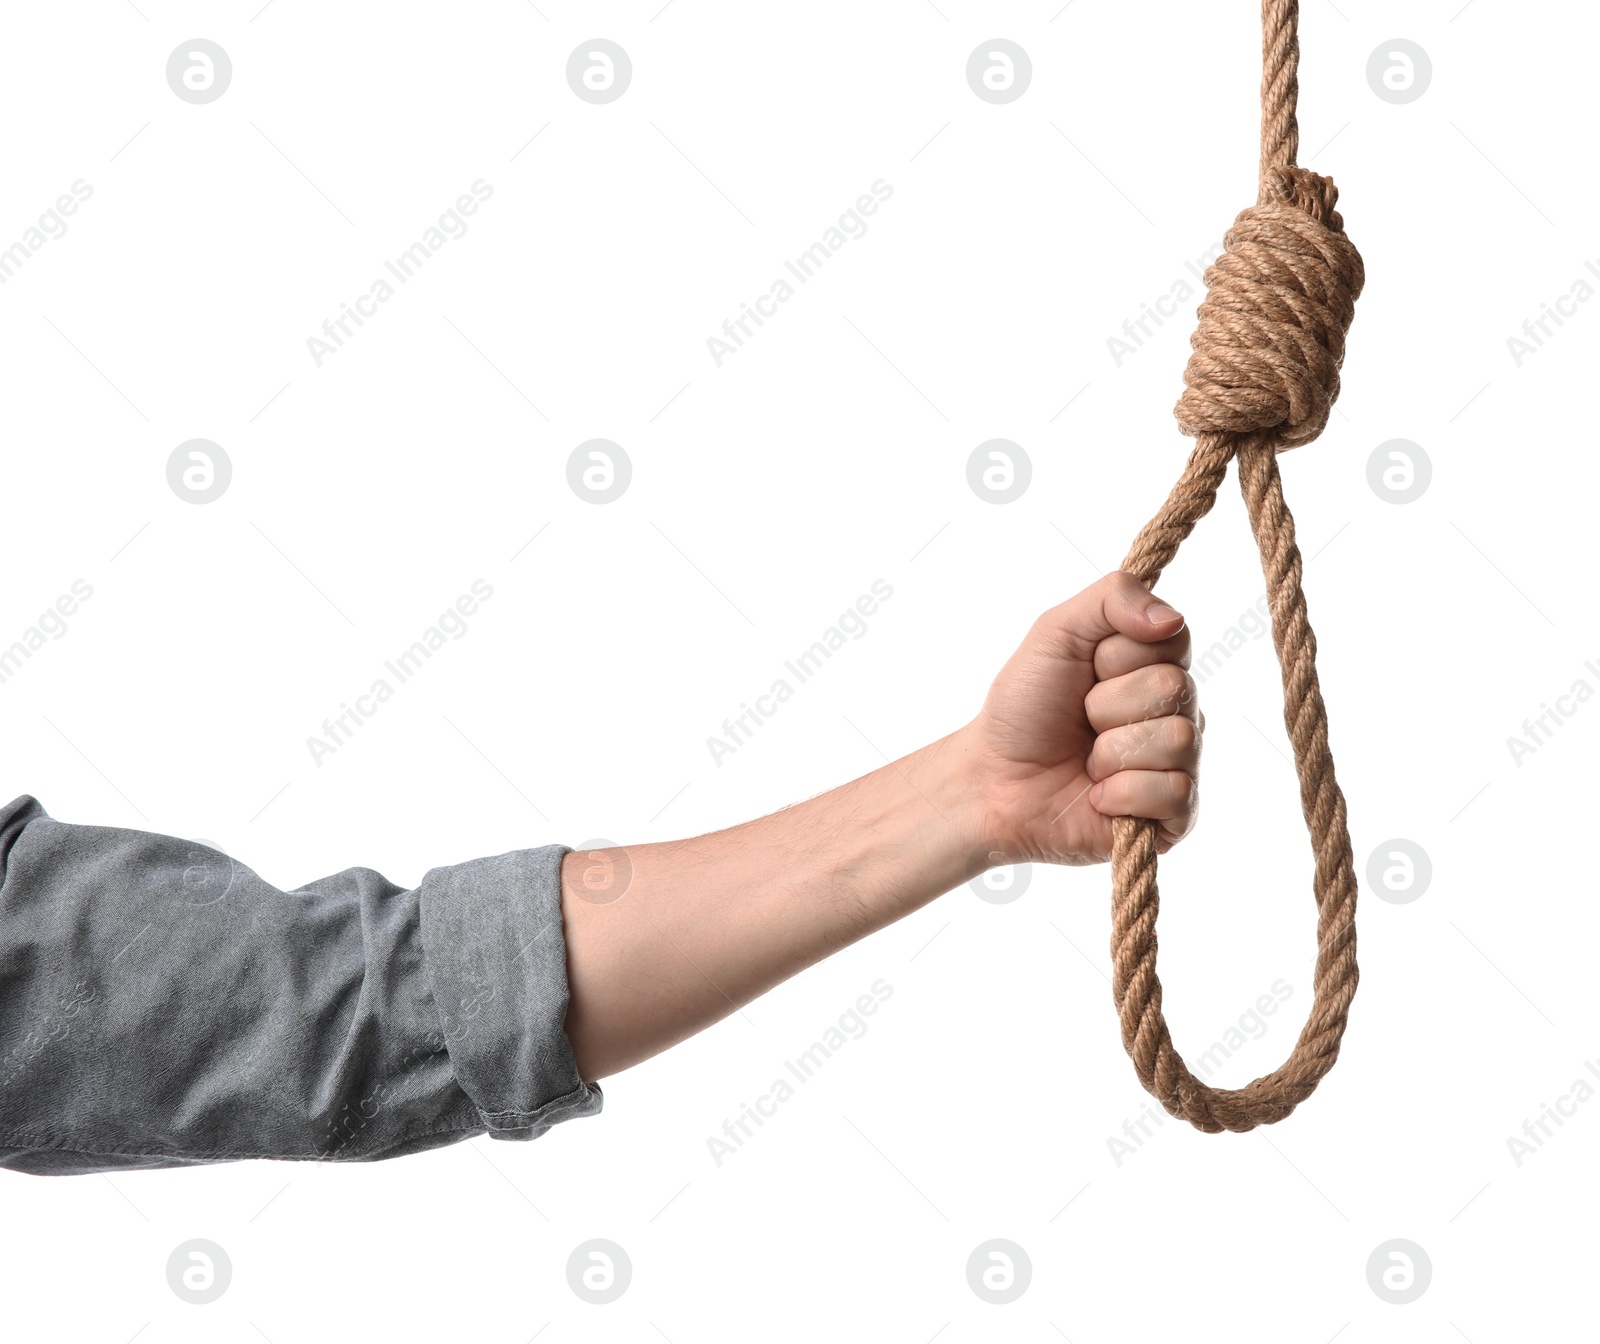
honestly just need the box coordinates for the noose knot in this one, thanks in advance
[1108,1,1363,1135]
[1173,166,1364,451]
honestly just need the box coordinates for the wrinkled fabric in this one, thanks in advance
[0,795,600,1175]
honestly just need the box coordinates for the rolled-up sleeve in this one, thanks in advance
[0,795,601,1176]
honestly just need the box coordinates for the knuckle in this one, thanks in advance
[1175,671,1200,715]
[1166,714,1197,754]
[1115,728,1154,769]
[1147,664,1192,712]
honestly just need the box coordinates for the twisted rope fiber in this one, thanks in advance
[1108,0,1364,1132]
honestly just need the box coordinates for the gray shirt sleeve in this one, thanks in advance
[0,794,601,1176]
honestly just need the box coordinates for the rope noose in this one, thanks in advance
[1109,0,1363,1132]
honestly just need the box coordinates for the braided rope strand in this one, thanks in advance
[1260,0,1300,180]
[1105,0,1361,1132]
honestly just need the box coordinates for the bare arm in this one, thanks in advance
[561,572,1202,1080]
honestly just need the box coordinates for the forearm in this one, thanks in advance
[0,577,1192,1175]
[559,727,992,1080]
[558,574,1201,1084]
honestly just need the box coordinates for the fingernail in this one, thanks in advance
[1089,782,1104,807]
[1147,602,1183,626]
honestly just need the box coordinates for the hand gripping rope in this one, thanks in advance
[1109,0,1363,1131]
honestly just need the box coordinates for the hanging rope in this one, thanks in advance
[1109,0,1363,1132]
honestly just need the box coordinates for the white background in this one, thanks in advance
[1,1,1594,1339]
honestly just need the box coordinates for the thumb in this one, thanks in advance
[1039,571,1184,663]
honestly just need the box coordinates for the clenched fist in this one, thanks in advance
[962,571,1204,867]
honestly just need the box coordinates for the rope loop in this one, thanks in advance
[1106,0,1361,1133]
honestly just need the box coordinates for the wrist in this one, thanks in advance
[942,718,1056,871]
[912,724,1015,879]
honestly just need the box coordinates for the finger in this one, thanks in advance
[1086,714,1199,782]
[1093,626,1192,679]
[1085,664,1198,732]
[1089,769,1196,831]
[1029,571,1186,666]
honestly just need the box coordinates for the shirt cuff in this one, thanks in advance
[417,843,602,1140]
